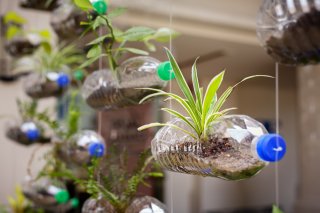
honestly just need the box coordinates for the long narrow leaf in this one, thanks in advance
[161,108,198,136]
[201,71,225,127]
[138,122,197,139]
[192,58,202,112]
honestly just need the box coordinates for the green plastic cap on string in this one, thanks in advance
[70,198,80,208]
[54,190,69,204]
[91,0,108,15]
[157,61,175,81]
[73,70,85,81]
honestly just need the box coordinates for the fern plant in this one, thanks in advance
[76,148,163,213]
[138,49,272,140]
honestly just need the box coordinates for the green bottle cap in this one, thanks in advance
[157,61,175,81]
[73,70,85,81]
[54,190,69,204]
[70,198,80,208]
[92,0,108,15]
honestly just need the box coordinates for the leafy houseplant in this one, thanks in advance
[3,12,48,57]
[79,148,166,213]
[138,49,281,180]
[74,0,177,110]
[6,100,51,146]
[16,43,84,99]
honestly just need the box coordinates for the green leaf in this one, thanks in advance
[201,71,225,127]
[73,0,93,11]
[138,122,197,139]
[144,40,156,52]
[87,34,111,46]
[191,58,202,112]
[152,28,179,42]
[165,48,199,117]
[119,26,156,41]
[80,54,107,69]
[92,16,107,30]
[4,11,26,24]
[107,7,127,19]
[161,108,198,134]
[272,205,284,213]
[5,25,22,40]
[38,30,51,39]
[148,172,164,177]
[87,45,102,58]
[114,47,149,56]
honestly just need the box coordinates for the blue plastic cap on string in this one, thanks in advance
[26,129,39,141]
[56,73,70,88]
[256,134,286,162]
[88,142,105,157]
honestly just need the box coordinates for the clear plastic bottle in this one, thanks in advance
[51,2,88,39]
[125,196,168,213]
[81,56,169,110]
[6,120,50,145]
[60,130,106,166]
[151,115,286,180]
[23,177,70,210]
[257,0,320,65]
[24,72,70,99]
[82,197,116,213]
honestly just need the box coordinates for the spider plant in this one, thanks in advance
[138,49,272,141]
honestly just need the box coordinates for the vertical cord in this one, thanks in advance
[275,63,280,207]
[168,2,174,213]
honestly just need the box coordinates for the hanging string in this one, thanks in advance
[275,62,280,207]
[168,1,174,212]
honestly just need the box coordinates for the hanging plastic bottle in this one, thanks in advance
[19,0,60,11]
[257,0,320,65]
[24,72,70,99]
[125,196,168,213]
[23,177,70,210]
[151,115,286,180]
[82,56,174,110]
[61,130,106,166]
[82,197,116,213]
[6,120,50,145]
[5,33,42,57]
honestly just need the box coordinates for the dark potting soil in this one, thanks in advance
[6,127,50,145]
[86,85,162,110]
[5,39,39,57]
[20,0,60,11]
[156,136,266,180]
[265,8,320,65]
[26,81,65,99]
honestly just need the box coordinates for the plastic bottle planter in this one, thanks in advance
[257,0,320,65]
[82,56,169,110]
[20,0,60,11]
[82,197,116,213]
[125,196,168,213]
[51,3,89,39]
[23,178,70,211]
[24,72,70,99]
[152,115,286,181]
[6,121,50,145]
[58,130,106,167]
[5,36,40,57]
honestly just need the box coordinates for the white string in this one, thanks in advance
[275,62,280,207]
[168,2,174,213]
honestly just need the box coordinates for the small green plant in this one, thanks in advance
[76,148,163,213]
[14,43,84,75]
[272,205,284,213]
[73,0,178,74]
[138,49,272,140]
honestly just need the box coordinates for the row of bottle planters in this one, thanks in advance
[22,176,167,213]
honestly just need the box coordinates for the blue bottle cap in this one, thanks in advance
[88,142,105,157]
[26,129,39,141]
[56,73,70,88]
[256,134,286,162]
